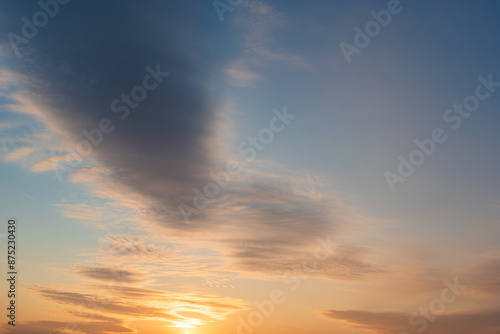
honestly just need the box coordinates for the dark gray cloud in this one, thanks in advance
[0,0,234,223]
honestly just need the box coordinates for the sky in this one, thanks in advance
[1,1,500,333]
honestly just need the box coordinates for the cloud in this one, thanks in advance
[3,145,35,161]
[56,203,102,222]
[0,0,234,219]
[320,309,500,334]
[32,285,246,328]
[98,235,176,260]
[0,320,133,334]
[0,116,63,172]
[459,251,500,295]
[224,61,265,87]
[30,155,68,172]
[238,0,309,67]
[36,287,177,319]
[182,167,384,280]
[62,155,372,283]
[222,0,309,87]
[74,265,147,284]
[231,244,384,281]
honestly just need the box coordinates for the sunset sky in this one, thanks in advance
[1,1,500,334]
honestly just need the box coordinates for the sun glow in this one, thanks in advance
[172,318,203,329]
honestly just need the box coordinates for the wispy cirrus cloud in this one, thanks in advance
[55,203,103,222]
[74,265,148,284]
[98,235,177,260]
[30,285,246,329]
[224,0,310,87]
[0,320,134,334]
[224,61,264,87]
[238,0,310,68]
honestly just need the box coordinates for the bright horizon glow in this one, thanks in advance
[172,320,201,329]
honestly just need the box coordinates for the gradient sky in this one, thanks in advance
[1,1,500,334]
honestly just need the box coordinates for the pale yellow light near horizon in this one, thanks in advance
[172,318,203,329]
